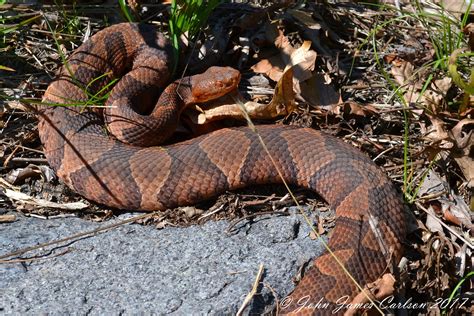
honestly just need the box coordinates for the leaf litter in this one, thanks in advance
[0,1,472,314]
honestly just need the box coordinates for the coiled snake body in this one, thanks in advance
[38,23,406,315]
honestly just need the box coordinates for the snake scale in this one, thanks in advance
[38,23,406,315]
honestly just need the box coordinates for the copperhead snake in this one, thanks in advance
[38,23,406,315]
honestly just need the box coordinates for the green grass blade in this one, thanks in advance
[442,271,474,315]
[118,0,135,23]
[169,0,222,74]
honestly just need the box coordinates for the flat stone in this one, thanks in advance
[0,209,326,315]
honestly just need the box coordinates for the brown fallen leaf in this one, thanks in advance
[442,208,463,226]
[317,216,325,236]
[449,119,474,189]
[390,58,452,111]
[424,115,452,149]
[420,77,453,112]
[290,41,318,83]
[251,57,283,83]
[463,23,474,51]
[251,26,291,82]
[425,205,444,235]
[251,22,342,108]
[391,58,421,105]
[251,25,319,85]
[391,58,415,87]
[234,0,293,30]
[435,0,474,18]
[298,73,341,108]
[417,169,448,198]
[191,67,296,124]
[330,101,377,117]
[344,273,396,316]
[425,117,474,189]
[181,206,204,218]
[252,38,317,83]
[5,165,56,184]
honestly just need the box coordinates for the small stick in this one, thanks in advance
[0,213,156,260]
[416,202,473,250]
[236,264,264,316]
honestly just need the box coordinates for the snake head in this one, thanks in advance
[190,66,241,103]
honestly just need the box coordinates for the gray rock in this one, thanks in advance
[0,210,327,315]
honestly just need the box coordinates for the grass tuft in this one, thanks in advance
[364,1,473,203]
[54,0,82,36]
[168,0,221,74]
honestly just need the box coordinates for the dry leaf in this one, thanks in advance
[442,208,462,226]
[1,186,88,211]
[390,58,452,111]
[288,9,323,50]
[391,59,414,86]
[425,115,452,149]
[193,67,296,124]
[425,206,444,235]
[421,77,453,112]
[449,119,474,188]
[330,101,377,117]
[391,59,421,104]
[433,77,452,94]
[426,117,474,188]
[299,73,341,108]
[345,274,396,316]
[417,170,447,197]
[309,230,319,240]
[439,195,473,230]
[463,23,474,51]
[182,206,203,218]
[289,41,317,82]
[251,27,317,87]
[435,0,474,17]
[5,165,56,184]
[251,58,283,82]
[250,25,343,108]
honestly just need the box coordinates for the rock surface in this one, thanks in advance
[0,210,326,315]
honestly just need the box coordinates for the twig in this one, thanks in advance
[198,204,225,221]
[8,157,49,164]
[385,160,426,171]
[236,264,264,316]
[0,140,44,154]
[3,146,19,167]
[242,194,276,206]
[373,145,395,162]
[0,249,72,264]
[415,202,473,250]
[346,134,403,145]
[0,214,16,223]
[226,210,288,234]
[1,186,88,210]
[0,212,156,260]
[415,191,447,201]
